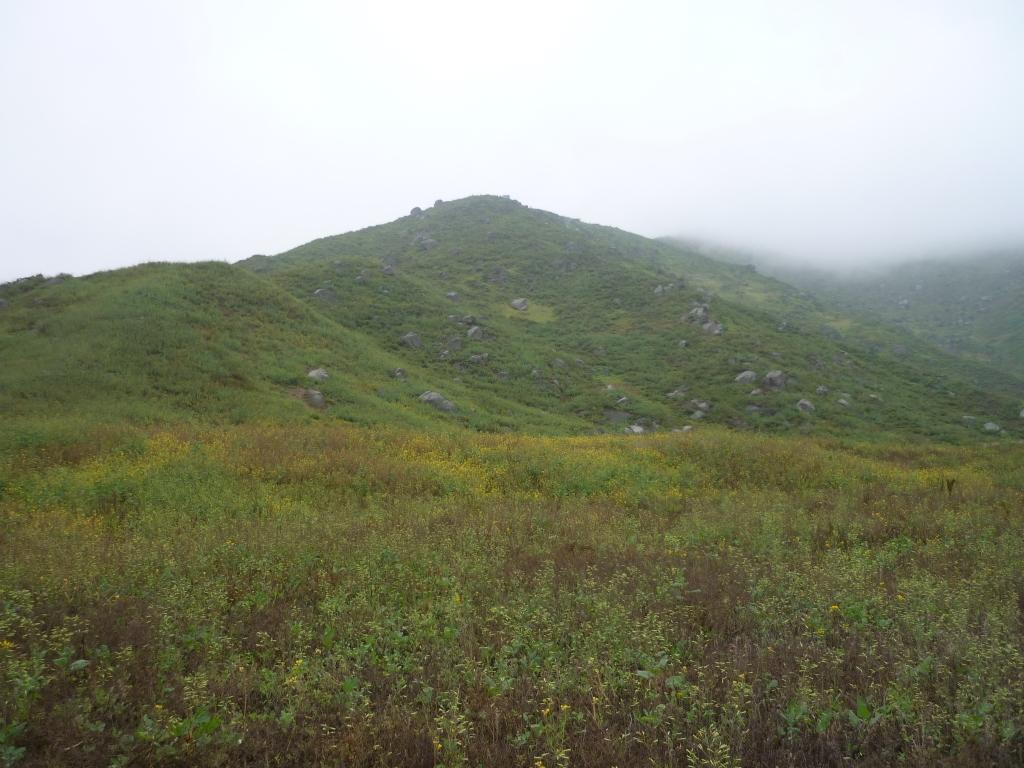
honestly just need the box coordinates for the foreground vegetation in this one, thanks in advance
[1,423,1022,766]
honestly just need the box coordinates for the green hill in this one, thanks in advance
[2,195,1022,442]
[769,250,1024,380]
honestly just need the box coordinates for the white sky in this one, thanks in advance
[1,0,1022,281]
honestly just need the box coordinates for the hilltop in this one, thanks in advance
[2,195,1022,442]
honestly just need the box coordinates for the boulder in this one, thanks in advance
[797,399,815,413]
[410,206,423,216]
[510,298,529,311]
[419,391,456,412]
[466,325,484,340]
[983,422,1001,433]
[684,304,710,324]
[625,424,645,435]
[307,367,329,382]
[400,332,422,348]
[735,370,757,384]
[702,320,723,335]
[312,287,336,301]
[762,370,787,389]
[299,389,326,409]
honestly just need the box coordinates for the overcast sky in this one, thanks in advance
[1,1,1023,282]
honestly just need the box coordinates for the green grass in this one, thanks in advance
[0,423,1022,766]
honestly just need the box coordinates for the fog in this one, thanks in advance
[2,1,1023,282]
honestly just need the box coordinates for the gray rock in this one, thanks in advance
[735,370,757,384]
[615,396,628,406]
[419,391,456,412]
[446,291,459,301]
[684,304,710,324]
[691,409,706,420]
[690,399,711,411]
[466,325,484,340]
[749,388,763,396]
[382,264,395,276]
[400,332,422,348]
[410,206,423,216]
[702,320,723,335]
[552,358,567,368]
[468,353,489,364]
[300,389,326,409]
[510,298,529,311]
[461,315,476,325]
[797,399,815,413]
[307,367,329,382]
[666,387,688,399]
[625,424,645,434]
[678,339,689,348]
[312,287,336,301]
[838,397,850,407]
[983,422,1001,433]
[412,233,437,251]
[762,370,787,389]
[446,336,463,351]
[391,368,406,379]
[816,385,829,395]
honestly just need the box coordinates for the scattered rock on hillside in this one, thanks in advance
[666,387,688,399]
[307,368,329,382]
[983,422,1001,433]
[838,397,850,407]
[702,320,724,335]
[690,399,711,412]
[797,399,815,413]
[392,368,406,379]
[468,353,489,364]
[400,332,422,348]
[684,304,711,324]
[625,424,645,434]
[678,339,689,348]
[381,264,395,276]
[762,370,787,389]
[466,325,484,340]
[816,385,829,395]
[419,391,456,412]
[412,233,437,251]
[735,370,757,384]
[749,388,763,396]
[446,291,459,301]
[447,336,463,351]
[296,388,325,409]
[510,298,529,311]
[312,287,336,301]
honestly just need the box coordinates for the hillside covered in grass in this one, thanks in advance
[772,250,1024,381]
[5,195,1017,443]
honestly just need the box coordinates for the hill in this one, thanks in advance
[2,196,1022,443]
[768,250,1024,380]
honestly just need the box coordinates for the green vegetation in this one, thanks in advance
[772,250,1024,381]
[1,424,1022,766]
[1,196,1023,765]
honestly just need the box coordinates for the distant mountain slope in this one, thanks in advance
[768,251,1024,380]
[2,196,1021,442]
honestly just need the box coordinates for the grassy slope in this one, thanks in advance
[768,250,1024,381]
[239,196,1023,442]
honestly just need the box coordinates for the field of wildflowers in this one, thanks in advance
[1,424,1022,766]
